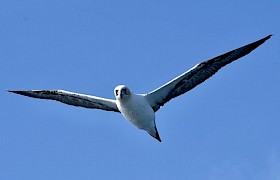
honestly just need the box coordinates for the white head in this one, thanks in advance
[114,85,131,100]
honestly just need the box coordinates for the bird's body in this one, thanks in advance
[117,94,155,132]
[114,85,160,141]
[8,35,272,142]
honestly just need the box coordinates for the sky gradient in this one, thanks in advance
[1,0,279,180]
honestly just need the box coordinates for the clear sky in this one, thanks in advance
[1,0,279,180]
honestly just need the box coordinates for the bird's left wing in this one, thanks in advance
[145,35,272,112]
[8,90,120,112]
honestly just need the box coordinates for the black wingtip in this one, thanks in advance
[7,90,35,98]
[8,90,18,93]
[7,90,25,95]
[256,34,272,47]
[262,34,272,42]
[250,34,272,49]
[221,34,273,63]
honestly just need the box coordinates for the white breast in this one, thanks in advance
[116,93,155,132]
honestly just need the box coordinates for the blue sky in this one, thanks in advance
[0,0,279,179]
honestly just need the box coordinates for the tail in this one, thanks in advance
[149,126,162,142]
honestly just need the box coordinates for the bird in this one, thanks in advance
[8,35,271,142]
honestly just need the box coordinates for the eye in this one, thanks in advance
[121,89,126,95]
[115,90,119,96]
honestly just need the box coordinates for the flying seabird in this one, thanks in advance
[8,35,272,142]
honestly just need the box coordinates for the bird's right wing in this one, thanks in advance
[8,90,120,112]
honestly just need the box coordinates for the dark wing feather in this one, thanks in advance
[146,35,272,112]
[8,90,120,112]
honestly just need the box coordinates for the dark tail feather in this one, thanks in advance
[149,126,162,142]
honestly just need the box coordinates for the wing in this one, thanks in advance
[145,35,272,112]
[8,89,120,112]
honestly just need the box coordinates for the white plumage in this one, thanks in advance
[8,35,271,142]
